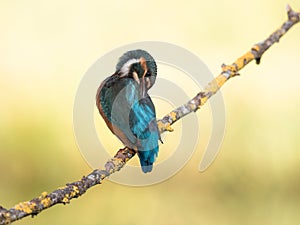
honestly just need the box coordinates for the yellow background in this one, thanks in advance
[1,0,300,224]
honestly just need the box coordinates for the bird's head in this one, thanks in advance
[116,49,157,98]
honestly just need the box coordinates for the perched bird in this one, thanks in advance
[96,49,161,173]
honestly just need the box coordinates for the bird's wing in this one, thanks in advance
[129,96,159,145]
[112,79,160,151]
[129,91,160,168]
[97,76,137,147]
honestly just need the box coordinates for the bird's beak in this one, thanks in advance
[140,57,148,98]
[132,71,140,84]
[132,71,147,98]
[140,77,146,98]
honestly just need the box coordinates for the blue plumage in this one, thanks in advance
[96,50,160,173]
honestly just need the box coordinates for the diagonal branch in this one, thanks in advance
[157,5,300,133]
[0,147,136,225]
[0,5,299,225]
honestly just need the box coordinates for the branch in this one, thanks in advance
[0,147,136,225]
[0,5,299,225]
[157,5,300,133]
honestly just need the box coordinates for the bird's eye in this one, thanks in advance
[145,71,151,77]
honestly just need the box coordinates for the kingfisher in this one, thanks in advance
[96,49,161,173]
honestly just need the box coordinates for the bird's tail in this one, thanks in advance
[139,159,153,173]
[138,148,158,173]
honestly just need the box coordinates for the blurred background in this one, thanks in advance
[1,0,300,224]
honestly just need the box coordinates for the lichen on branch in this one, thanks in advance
[157,5,299,133]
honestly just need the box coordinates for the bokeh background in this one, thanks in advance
[1,0,300,224]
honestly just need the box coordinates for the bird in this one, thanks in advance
[96,49,161,173]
